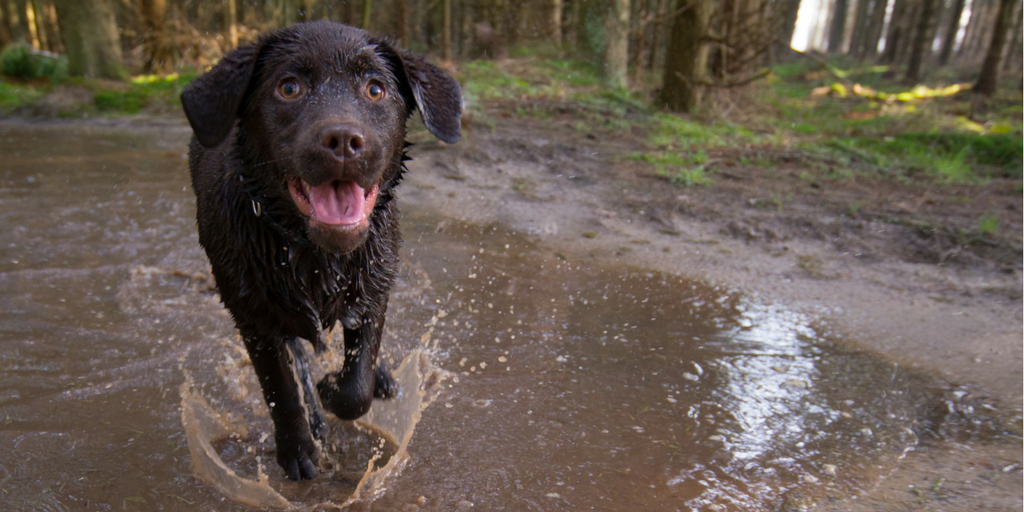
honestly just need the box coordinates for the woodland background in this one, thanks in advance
[0,0,1020,111]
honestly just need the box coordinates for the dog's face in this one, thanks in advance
[181,21,461,253]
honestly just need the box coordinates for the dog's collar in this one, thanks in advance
[238,174,311,248]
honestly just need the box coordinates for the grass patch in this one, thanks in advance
[93,72,195,114]
[830,132,1022,182]
[629,148,713,186]
[0,71,195,116]
[0,81,44,111]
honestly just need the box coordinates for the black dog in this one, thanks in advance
[180,21,461,481]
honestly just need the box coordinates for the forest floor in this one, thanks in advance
[402,114,1022,511]
[3,55,1022,510]
[398,58,1023,511]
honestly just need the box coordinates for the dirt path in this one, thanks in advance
[400,117,1022,511]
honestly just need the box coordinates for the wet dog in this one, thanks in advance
[180,21,461,480]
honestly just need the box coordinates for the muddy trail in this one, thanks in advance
[0,120,1020,511]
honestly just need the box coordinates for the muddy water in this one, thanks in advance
[0,123,947,511]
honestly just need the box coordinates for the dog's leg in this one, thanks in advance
[374,363,397,399]
[317,315,396,419]
[287,338,325,441]
[244,336,320,481]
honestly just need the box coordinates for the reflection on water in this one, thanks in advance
[0,123,950,511]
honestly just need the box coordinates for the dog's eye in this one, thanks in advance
[278,80,302,99]
[366,82,385,101]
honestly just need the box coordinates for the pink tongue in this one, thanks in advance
[308,180,365,225]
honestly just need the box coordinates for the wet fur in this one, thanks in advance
[180,21,460,481]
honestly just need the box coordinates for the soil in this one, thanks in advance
[399,112,1023,511]
[7,101,1019,509]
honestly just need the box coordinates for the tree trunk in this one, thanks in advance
[604,0,630,88]
[1002,2,1022,72]
[24,0,38,48]
[860,0,888,58]
[904,0,937,82]
[571,0,582,54]
[140,0,174,73]
[225,0,238,49]
[302,0,316,21]
[779,0,802,50]
[41,0,61,52]
[849,0,871,57]
[880,0,910,62]
[647,0,667,70]
[827,0,849,52]
[0,0,10,46]
[489,0,507,57]
[956,0,981,59]
[551,0,563,48]
[397,0,408,45]
[660,0,712,112]
[53,0,124,79]
[974,0,1019,95]
[937,0,965,64]
[958,0,993,63]
[630,0,645,83]
[9,0,28,43]
[361,0,371,29]
[442,0,451,60]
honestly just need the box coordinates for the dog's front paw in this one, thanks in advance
[275,432,320,481]
[374,366,397,399]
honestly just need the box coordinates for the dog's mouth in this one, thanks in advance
[287,177,379,228]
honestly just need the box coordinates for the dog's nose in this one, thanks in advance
[320,125,365,159]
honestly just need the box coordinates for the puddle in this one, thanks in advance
[0,124,1004,511]
[180,347,448,509]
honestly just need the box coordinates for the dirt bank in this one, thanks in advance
[400,115,1022,511]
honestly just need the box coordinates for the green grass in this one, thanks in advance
[93,72,195,114]
[628,148,714,186]
[0,71,195,116]
[829,132,1023,182]
[0,81,44,111]
[458,52,1020,188]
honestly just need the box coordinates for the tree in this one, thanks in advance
[442,0,451,60]
[140,0,175,73]
[904,0,939,82]
[937,0,966,65]
[660,0,712,112]
[849,0,872,57]
[880,0,913,64]
[974,0,1020,95]
[225,0,238,49]
[605,0,629,87]
[551,0,563,48]
[778,0,803,52]
[580,0,631,88]
[53,0,124,79]
[827,0,849,53]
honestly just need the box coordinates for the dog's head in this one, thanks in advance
[181,21,461,254]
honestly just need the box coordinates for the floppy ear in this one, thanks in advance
[383,48,462,144]
[180,45,259,148]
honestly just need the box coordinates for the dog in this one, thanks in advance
[179,21,461,481]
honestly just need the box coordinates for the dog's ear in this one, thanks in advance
[381,46,462,144]
[180,45,259,148]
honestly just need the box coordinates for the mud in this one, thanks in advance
[0,119,1020,511]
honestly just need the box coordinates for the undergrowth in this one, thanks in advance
[1,47,1020,187]
[460,53,1021,186]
